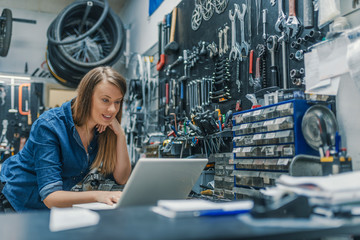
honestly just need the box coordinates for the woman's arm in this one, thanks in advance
[113,132,131,184]
[43,190,122,208]
[104,119,131,185]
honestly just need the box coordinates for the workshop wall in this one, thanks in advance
[0,8,56,75]
[118,0,182,55]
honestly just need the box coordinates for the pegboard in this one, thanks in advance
[158,0,328,132]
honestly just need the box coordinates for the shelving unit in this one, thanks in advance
[231,100,318,199]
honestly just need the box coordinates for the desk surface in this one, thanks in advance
[1,206,360,240]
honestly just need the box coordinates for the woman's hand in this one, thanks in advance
[95,191,122,205]
[96,119,125,137]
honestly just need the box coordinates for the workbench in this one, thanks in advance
[1,206,360,240]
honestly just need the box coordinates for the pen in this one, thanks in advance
[196,209,250,217]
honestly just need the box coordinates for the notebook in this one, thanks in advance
[72,157,208,210]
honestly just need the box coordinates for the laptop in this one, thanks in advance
[73,158,208,210]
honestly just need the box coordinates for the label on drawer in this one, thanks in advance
[265,147,275,156]
[253,134,262,140]
[283,147,293,156]
[240,123,248,129]
[277,158,289,165]
[264,120,274,126]
[275,117,286,124]
[265,132,276,139]
[243,147,252,153]
[253,109,262,116]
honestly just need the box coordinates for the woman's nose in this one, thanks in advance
[108,103,117,112]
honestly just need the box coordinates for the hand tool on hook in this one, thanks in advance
[164,7,179,54]
[285,0,302,38]
[267,35,279,87]
[275,0,286,32]
[228,4,241,61]
[238,3,249,60]
[248,50,254,87]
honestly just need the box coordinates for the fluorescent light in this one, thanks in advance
[0,75,31,80]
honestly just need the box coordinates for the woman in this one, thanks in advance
[0,66,131,212]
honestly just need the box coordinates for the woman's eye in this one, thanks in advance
[115,101,121,105]
[102,98,109,103]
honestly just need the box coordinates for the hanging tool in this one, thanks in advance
[255,0,262,35]
[214,109,222,131]
[8,78,17,113]
[164,7,179,55]
[254,56,262,92]
[238,4,249,60]
[285,0,302,38]
[218,28,224,57]
[303,0,314,29]
[156,18,166,71]
[223,25,229,54]
[247,0,252,47]
[267,35,279,87]
[257,44,267,89]
[248,50,254,87]
[275,0,286,32]
[278,32,288,89]
[19,83,32,125]
[262,9,268,41]
[228,4,241,61]
[0,120,8,147]
[165,55,183,76]
[165,82,169,115]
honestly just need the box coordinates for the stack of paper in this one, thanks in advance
[49,207,100,232]
[152,199,253,218]
[270,171,360,206]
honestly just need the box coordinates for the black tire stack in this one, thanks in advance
[46,0,125,88]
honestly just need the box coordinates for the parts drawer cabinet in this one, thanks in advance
[231,100,318,199]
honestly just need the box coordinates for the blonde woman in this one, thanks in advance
[0,66,131,212]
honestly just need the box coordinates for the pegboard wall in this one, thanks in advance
[157,0,327,137]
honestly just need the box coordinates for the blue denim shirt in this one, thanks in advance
[0,100,98,212]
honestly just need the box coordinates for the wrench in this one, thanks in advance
[286,0,301,38]
[228,4,241,61]
[256,0,262,35]
[267,35,279,87]
[247,0,252,47]
[223,26,229,54]
[275,0,286,32]
[262,9,268,41]
[278,32,288,89]
[218,29,223,57]
[237,4,249,61]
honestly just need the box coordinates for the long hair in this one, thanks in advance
[72,66,127,175]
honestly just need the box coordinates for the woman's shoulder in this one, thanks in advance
[35,101,73,126]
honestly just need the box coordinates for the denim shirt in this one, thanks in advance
[0,100,98,212]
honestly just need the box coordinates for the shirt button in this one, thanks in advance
[90,147,92,150]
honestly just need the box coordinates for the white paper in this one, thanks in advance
[304,35,349,95]
[49,207,100,232]
[347,37,360,93]
[306,77,340,95]
[276,170,360,192]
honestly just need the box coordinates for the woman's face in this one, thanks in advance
[89,80,123,127]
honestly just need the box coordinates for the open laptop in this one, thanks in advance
[73,158,208,210]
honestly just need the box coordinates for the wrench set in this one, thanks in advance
[156,0,328,157]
